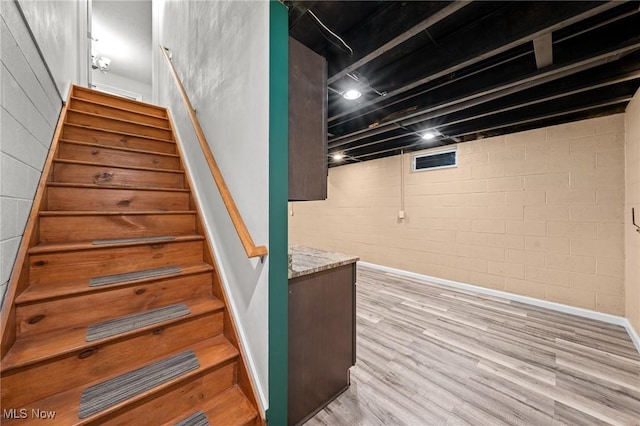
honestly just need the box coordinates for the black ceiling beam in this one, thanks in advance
[344,97,630,164]
[328,4,640,131]
[327,1,471,84]
[328,45,533,129]
[332,71,640,156]
[447,97,633,141]
[328,1,626,123]
[328,39,640,149]
[418,71,640,138]
[439,81,639,137]
[328,51,640,157]
[329,50,536,136]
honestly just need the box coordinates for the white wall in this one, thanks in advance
[91,71,152,102]
[155,0,270,410]
[0,1,63,306]
[17,0,88,98]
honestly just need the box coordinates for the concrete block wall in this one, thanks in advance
[290,114,626,315]
[0,1,61,307]
[625,89,640,334]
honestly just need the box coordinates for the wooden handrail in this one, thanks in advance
[160,46,268,260]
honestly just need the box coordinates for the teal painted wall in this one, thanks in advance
[268,1,289,424]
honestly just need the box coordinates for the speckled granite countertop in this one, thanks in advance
[288,245,359,279]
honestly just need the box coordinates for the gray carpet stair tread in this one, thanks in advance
[174,411,210,426]
[86,303,190,342]
[89,266,182,287]
[78,350,200,419]
[92,235,175,245]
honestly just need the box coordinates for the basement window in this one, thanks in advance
[412,148,457,172]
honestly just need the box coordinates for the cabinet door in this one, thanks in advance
[288,37,328,201]
[288,265,354,425]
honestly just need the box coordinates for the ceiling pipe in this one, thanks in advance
[328,1,626,123]
[328,40,640,148]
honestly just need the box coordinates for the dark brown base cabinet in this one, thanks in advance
[288,264,357,426]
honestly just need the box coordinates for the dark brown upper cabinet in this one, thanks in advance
[289,37,327,201]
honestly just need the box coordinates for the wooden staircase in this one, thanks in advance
[0,86,262,425]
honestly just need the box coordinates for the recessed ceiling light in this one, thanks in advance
[422,131,437,140]
[332,153,345,160]
[343,89,361,100]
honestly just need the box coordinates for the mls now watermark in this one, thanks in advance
[3,408,57,420]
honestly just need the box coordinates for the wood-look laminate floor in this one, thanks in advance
[306,266,640,426]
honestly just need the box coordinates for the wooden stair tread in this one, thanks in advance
[59,139,180,158]
[2,85,261,425]
[69,97,171,125]
[165,386,258,426]
[73,86,168,116]
[204,386,258,426]
[47,181,190,192]
[1,297,225,372]
[29,234,203,254]
[67,109,173,133]
[15,263,213,304]
[1,335,238,425]
[53,158,185,174]
[39,210,196,217]
[63,123,175,144]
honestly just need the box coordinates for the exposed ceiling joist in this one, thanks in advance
[329,5,640,130]
[533,33,554,69]
[448,97,632,140]
[328,1,626,123]
[327,1,471,84]
[348,98,630,162]
[332,69,640,155]
[329,40,640,148]
[289,1,640,165]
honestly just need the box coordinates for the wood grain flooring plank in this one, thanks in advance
[306,266,640,426]
[553,401,610,426]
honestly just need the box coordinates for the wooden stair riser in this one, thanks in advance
[0,86,262,426]
[58,141,181,171]
[29,240,204,286]
[16,265,213,304]
[73,87,167,118]
[52,161,185,189]
[62,125,176,154]
[69,98,170,129]
[2,313,223,409]
[162,387,259,426]
[16,273,214,338]
[46,186,190,211]
[92,362,238,426]
[0,338,239,426]
[39,213,196,244]
[66,111,173,141]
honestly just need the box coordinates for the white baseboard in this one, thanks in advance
[358,261,640,355]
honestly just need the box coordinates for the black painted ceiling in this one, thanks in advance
[286,1,640,167]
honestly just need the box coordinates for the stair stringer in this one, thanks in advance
[166,111,266,425]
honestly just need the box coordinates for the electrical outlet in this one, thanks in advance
[398,210,405,219]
